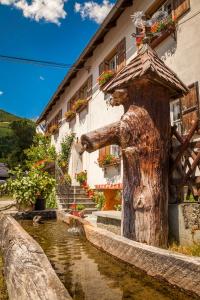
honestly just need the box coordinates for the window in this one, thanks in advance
[98,145,121,166]
[172,0,190,19]
[99,38,126,76]
[160,0,172,15]
[110,145,121,157]
[46,109,62,133]
[171,82,199,135]
[170,99,182,133]
[146,0,190,48]
[146,0,190,19]
[67,75,93,112]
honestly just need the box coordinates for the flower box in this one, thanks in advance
[73,99,88,113]
[98,154,121,168]
[135,16,176,48]
[98,70,115,89]
[150,26,175,48]
[49,124,59,135]
[65,110,76,122]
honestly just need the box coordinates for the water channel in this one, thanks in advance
[20,220,198,300]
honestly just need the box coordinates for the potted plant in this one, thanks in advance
[72,99,88,113]
[76,170,87,186]
[70,203,85,217]
[65,110,76,122]
[2,168,56,211]
[97,70,115,87]
[87,188,94,198]
[91,191,105,210]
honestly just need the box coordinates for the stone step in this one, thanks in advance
[58,196,90,202]
[57,190,88,196]
[57,192,88,197]
[61,202,96,209]
[66,193,88,198]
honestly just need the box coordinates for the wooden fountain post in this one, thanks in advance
[81,45,188,247]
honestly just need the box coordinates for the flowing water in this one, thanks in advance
[20,220,198,300]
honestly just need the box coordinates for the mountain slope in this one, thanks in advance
[0,109,22,122]
[0,110,23,162]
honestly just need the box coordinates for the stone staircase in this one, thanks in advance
[57,185,97,214]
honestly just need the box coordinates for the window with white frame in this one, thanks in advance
[110,145,121,157]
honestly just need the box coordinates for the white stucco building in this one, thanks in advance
[37,0,200,188]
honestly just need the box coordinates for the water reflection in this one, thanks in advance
[20,220,198,300]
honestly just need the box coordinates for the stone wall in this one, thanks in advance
[169,203,200,246]
[57,211,200,297]
[0,214,72,300]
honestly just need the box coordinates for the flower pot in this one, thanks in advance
[35,198,46,211]
[71,210,80,217]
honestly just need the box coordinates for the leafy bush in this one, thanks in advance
[1,168,56,209]
[114,204,122,211]
[46,188,57,209]
[92,191,105,210]
[24,134,56,168]
[58,133,75,172]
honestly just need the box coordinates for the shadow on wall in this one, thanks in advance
[79,108,88,125]
[169,204,180,243]
[156,35,177,62]
[103,165,121,184]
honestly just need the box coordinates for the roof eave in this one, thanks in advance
[37,0,133,124]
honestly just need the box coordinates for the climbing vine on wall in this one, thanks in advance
[58,133,75,172]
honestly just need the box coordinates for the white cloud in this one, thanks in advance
[0,91,4,96]
[74,0,114,24]
[39,76,45,80]
[0,0,67,25]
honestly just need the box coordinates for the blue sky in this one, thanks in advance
[0,0,114,119]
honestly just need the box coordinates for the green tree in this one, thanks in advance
[6,120,36,167]
[24,134,56,168]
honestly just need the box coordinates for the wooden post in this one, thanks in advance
[81,82,170,247]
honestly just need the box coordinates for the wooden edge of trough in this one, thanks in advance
[0,213,72,300]
[57,211,200,298]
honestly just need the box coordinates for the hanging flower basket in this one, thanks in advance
[72,99,88,113]
[65,110,76,122]
[98,70,115,88]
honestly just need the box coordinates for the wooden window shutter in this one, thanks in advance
[87,75,93,99]
[181,82,199,134]
[172,0,190,19]
[99,62,105,75]
[116,38,126,72]
[99,146,110,161]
